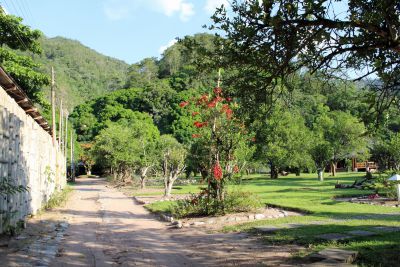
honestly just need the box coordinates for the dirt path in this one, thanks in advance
[1,178,301,266]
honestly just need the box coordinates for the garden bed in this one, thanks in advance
[335,196,400,207]
[135,195,302,229]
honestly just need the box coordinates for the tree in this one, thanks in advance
[0,9,49,105]
[180,85,251,210]
[80,143,95,175]
[255,107,313,179]
[129,117,160,189]
[310,141,333,181]
[371,133,400,171]
[125,57,159,88]
[315,110,368,176]
[159,135,187,197]
[208,0,400,116]
[91,124,138,185]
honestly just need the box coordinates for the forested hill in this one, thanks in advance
[33,37,129,109]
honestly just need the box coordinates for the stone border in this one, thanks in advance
[157,209,289,229]
[134,196,294,228]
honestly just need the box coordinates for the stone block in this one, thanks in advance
[347,230,376,237]
[254,226,280,233]
[254,214,265,220]
[316,233,351,241]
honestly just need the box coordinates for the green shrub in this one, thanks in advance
[171,189,263,219]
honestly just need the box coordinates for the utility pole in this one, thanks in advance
[51,67,57,147]
[58,99,63,148]
[64,111,68,159]
[70,129,75,182]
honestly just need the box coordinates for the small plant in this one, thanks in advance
[0,177,27,195]
[171,189,263,219]
[42,186,72,210]
[362,173,396,197]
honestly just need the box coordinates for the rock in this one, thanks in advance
[191,221,205,226]
[254,214,265,220]
[254,226,280,233]
[316,233,351,241]
[316,248,358,263]
[347,230,376,237]
[226,217,236,222]
[206,218,216,224]
[174,221,183,229]
[59,222,69,229]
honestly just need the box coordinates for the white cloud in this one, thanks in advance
[152,0,194,21]
[158,39,178,54]
[204,0,229,14]
[103,0,195,22]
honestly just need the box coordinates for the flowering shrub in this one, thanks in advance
[179,86,252,213]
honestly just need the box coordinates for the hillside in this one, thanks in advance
[33,37,129,109]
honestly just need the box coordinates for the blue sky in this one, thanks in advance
[1,0,229,64]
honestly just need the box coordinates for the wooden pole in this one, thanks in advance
[64,111,68,160]
[51,67,56,147]
[70,129,75,182]
[58,99,63,148]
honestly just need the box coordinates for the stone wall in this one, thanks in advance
[0,84,66,234]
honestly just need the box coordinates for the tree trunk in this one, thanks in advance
[331,162,337,176]
[270,163,278,179]
[317,168,324,181]
[164,180,174,197]
[140,166,149,189]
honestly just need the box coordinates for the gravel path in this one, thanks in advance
[1,177,301,266]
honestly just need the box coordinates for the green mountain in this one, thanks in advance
[33,36,129,109]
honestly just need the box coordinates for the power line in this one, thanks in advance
[19,0,38,27]
[11,0,29,24]
[2,0,30,51]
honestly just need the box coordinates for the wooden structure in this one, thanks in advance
[351,158,378,172]
[0,67,51,134]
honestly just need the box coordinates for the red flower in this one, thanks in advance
[213,162,223,180]
[207,100,217,108]
[192,134,201,138]
[197,94,209,105]
[233,165,240,173]
[194,121,208,128]
[226,97,232,102]
[225,108,233,119]
[213,87,222,95]
[179,101,189,108]
[192,111,199,116]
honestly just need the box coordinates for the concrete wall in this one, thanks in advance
[0,85,66,234]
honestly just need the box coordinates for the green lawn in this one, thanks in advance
[143,172,400,266]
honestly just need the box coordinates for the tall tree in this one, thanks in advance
[0,9,49,105]
[314,110,368,176]
[159,135,187,197]
[208,0,400,116]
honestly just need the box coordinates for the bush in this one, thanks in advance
[171,189,263,219]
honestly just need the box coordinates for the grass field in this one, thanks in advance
[143,172,400,266]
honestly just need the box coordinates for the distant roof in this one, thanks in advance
[0,66,52,135]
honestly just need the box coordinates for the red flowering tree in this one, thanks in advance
[180,86,251,212]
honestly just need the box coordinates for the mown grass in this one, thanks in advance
[144,172,400,266]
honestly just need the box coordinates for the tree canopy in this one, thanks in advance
[208,0,400,117]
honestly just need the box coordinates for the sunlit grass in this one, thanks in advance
[143,172,400,266]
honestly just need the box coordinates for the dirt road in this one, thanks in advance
[2,178,300,266]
